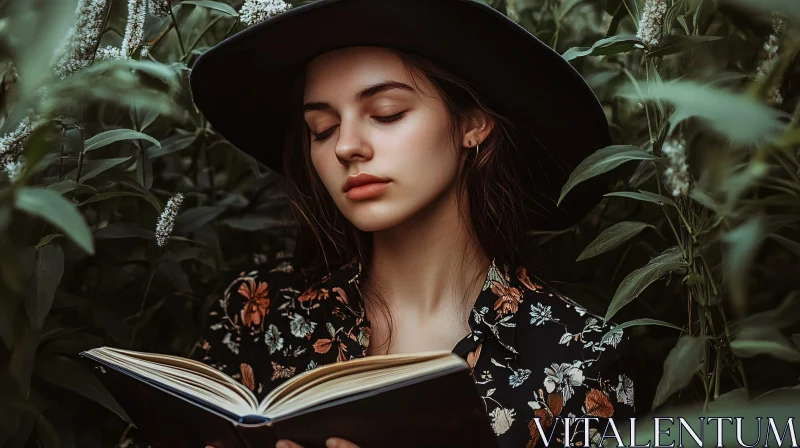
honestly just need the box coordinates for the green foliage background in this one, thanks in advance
[1,0,799,446]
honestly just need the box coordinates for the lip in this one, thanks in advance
[343,173,391,201]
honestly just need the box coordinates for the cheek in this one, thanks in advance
[309,148,340,195]
[394,127,460,192]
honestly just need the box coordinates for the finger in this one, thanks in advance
[275,440,304,448]
[325,437,361,448]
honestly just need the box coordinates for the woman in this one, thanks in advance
[188,0,637,447]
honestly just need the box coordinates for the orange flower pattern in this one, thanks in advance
[238,278,269,326]
[193,257,637,447]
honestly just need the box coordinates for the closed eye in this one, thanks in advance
[312,112,406,142]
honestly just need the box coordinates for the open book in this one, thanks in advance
[80,347,498,448]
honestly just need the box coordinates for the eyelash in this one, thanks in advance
[312,112,406,142]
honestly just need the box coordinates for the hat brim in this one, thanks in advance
[189,0,611,231]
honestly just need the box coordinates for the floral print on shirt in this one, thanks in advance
[193,257,637,447]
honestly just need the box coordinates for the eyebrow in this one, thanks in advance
[302,80,415,114]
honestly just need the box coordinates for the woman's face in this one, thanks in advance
[303,46,482,232]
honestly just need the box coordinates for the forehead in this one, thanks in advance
[303,46,417,101]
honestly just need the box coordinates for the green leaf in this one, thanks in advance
[135,107,160,132]
[646,35,722,58]
[577,221,653,261]
[731,326,800,362]
[769,233,800,258]
[723,217,766,314]
[35,234,64,248]
[47,179,98,195]
[84,129,160,152]
[25,244,64,330]
[604,190,676,207]
[67,157,132,183]
[618,80,787,144]
[136,150,154,189]
[106,173,164,213]
[652,335,707,409]
[174,205,227,234]
[34,355,130,422]
[77,191,161,212]
[600,318,686,345]
[605,246,685,323]
[14,187,94,255]
[562,35,642,61]
[559,145,663,205]
[178,0,238,16]
[147,132,196,159]
[94,222,156,240]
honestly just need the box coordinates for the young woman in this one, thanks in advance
[188,0,637,447]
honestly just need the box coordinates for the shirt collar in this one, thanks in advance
[320,256,522,355]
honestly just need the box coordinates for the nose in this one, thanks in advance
[333,118,373,166]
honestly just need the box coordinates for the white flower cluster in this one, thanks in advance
[0,116,34,167]
[149,0,171,18]
[52,0,110,79]
[637,0,668,47]
[756,15,785,106]
[122,0,147,57]
[239,0,291,26]
[95,46,125,61]
[661,138,691,197]
[3,157,24,183]
[155,192,185,247]
[95,0,147,62]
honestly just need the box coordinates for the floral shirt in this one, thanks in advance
[194,257,637,447]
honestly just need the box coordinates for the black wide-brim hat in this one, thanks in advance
[189,0,611,231]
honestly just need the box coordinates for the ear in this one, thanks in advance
[462,109,495,147]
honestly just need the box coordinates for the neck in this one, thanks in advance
[366,185,491,319]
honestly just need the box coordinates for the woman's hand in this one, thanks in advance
[275,438,360,448]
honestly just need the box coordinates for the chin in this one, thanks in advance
[340,202,414,233]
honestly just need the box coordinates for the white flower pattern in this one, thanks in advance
[489,407,516,435]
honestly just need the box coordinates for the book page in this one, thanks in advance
[259,352,466,419]
[259,350,451,410]
[84,347,259,417]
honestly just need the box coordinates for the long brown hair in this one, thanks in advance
[281,48,538,348]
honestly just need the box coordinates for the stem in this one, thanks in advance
[224,18,241,39]
[717,304,749,394]
[700,254,719,297]
[149,23,175,53]
[713,343,722,400]
[675,207,694,237]
[89,0,115,65]
[169,8,187,57]
[182,16,224,63]
[129,259,159,348]
[74,124,86,185]
[58,128,65,179]
[131,101,146,187]
[698,303,710,410]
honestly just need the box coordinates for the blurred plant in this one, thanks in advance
[0,0,799,447]
[549,0,800,428]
